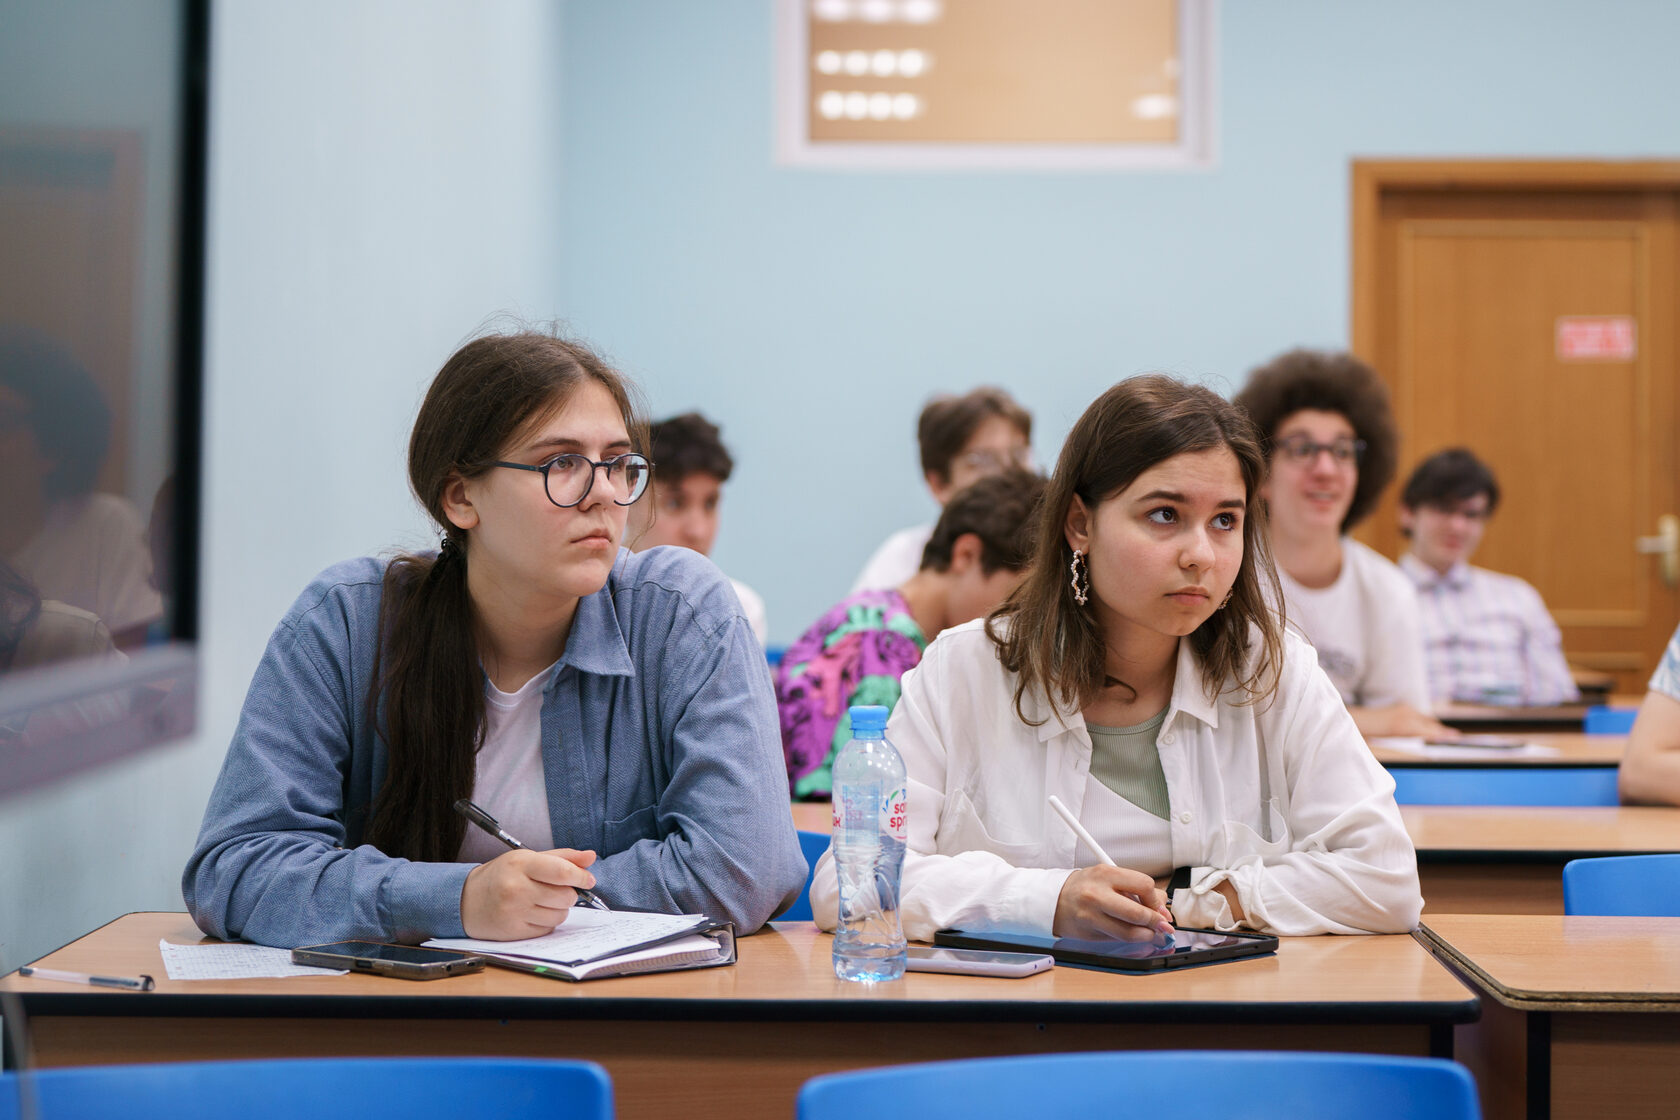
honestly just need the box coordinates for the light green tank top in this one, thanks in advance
[1085,708,1171,820]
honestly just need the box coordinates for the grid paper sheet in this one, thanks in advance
[159,939,347,980]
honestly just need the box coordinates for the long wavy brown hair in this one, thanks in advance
[363,330,647,862]
[986,374,1285,724]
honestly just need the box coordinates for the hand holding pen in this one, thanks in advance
[454,799,610,941]
[1047,794,1174,943]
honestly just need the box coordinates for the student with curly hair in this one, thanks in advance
[811,375,1421,941]
[1234,350,1448,739]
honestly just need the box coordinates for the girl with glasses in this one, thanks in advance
[1234,350,1449,740]
[809,375,1421,941]
[185,331,806,947]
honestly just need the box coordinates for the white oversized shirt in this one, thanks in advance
[810,619,1423,941]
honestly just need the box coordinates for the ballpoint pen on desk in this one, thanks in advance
[452,798,611,912]
[1046,794,1172,934]
[17,966,154,991]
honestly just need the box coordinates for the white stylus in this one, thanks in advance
[1049,793,1173,932]
[1047,794,1116,867]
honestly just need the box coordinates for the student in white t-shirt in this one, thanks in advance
[812,375,1422,941]
[1234,349,1448,739]
[627,412,768,643]
[851,387,1033,592]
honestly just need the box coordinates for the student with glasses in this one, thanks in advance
[851,387,1034,593]
[1397,447,1578,706]
[1235,350,1449,740]
[184,331,806,948]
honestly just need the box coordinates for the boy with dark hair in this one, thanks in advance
[781,467,1046,799]
[628,411,767,643]
[1235,348,1448,739]
[851,387,1033,592]
[1398,447,1576,705]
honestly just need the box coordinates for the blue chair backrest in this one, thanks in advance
[1563,853,1680,916]
[0,1057,612,1120]
[1390,767,1619,806]
[1584,705,1638,735]
[781,827,832,922]
[799,1051,1479,1120]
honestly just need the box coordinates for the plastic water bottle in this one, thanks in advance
[831,704,908,982]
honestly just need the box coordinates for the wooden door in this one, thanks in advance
[1353,161,1680,694]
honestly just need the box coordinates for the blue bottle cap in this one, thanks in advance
[849,705,889,731]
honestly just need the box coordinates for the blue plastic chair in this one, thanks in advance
[1563,853,1680,916]
[1389,767,1619,806]
[798,1052,1480,1120]
[781,827,832,922]
[0,1057,612,1120]
[1584,705,1638,735]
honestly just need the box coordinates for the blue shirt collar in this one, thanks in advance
[547,565,637,683]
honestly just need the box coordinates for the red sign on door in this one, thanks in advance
[1556,316,1637,361]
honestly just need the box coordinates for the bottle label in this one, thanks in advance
[881,785,907,841]
[831,786,908,842]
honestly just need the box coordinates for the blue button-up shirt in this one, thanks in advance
[183,547,806,947]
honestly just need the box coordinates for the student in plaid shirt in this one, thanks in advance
[1396,448,1577,706]
[1620,622,1680,805]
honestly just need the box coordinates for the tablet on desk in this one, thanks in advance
[934,927,1277,972]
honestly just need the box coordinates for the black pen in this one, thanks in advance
[452,798,611,911]
[18,966,155,991]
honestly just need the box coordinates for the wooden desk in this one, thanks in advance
[1,914,1475,1120]
[1371,733,1625,769]
[1418,914,1680,1120]
[1404,805,1680,914]
[791,800,831,833]
[800,801,1680,914]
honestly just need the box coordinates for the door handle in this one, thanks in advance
[1637,513,1680,588]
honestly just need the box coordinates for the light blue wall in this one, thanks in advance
[0,0,568,972]
[555,0,1680,644]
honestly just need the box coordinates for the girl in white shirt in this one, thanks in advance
[812,375,1423,941]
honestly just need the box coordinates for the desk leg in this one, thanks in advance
[1449,996,1535,1120]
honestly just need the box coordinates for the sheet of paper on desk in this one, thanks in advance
[159,939,347,980]
[426,908,709,966]
[1371,737,1560,761]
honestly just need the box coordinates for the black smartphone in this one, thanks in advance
[934,927,1277,972]
[290,941,486,981]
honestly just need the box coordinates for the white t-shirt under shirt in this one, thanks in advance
[729,578,768,646]
[850,523,933,593]
[1275,537,1431,711]
[456,664,557,864]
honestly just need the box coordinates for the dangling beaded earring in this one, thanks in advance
[1218,588,1233,610]
[1069,549,1090,606]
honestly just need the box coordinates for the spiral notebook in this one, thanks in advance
[425,909,736,982]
